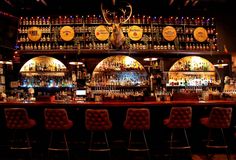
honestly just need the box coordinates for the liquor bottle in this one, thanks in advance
[152,16,157,24]
[142,15,146,24]
[63,16,67,24]
[211,18,215,26]
[137,14,141,24]
[46,16,50,25]
[175,17,179,25]
[92,14,97,23]
[19,17,23,25]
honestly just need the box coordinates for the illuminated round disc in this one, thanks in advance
[128,25,143,41]
[95,25,109,41]
[60,26,75,41]
[162,26,177,41]
[193,27,208,42]
[28,27,42,42]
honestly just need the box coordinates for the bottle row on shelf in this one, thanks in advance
[166,77,216,87]
[19,15,216,26]
[19,42,109,50]
[22,62,67,72]
[20,76,75,88]
[90,88,145,101]
[169,60,213,71]
[18,41,217,51]
[153,43,217,51]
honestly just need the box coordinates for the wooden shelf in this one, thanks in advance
[20,71,66,76]
[17,49,230,56]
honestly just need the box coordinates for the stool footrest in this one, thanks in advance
[170,146,191,149]
[206,145,228,149]
[48,148,69,151]
[88,148,111,152]
[128,148,149,151]
[10,147,32,150]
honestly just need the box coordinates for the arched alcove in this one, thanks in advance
[167,56,219,87]
[20,56,66,73]
[91,55,148,87]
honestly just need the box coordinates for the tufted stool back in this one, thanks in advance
[44,108,73,159]
[44,108,73,130]
[4,108,36,157]
[164,106,193,159]
[124,108,150,131]
[123,108,151,158]
[202,107,232,128]
[4,108,36,129]
[200,107,232,160]
[85,109,112,132]
[164,107,192,128]
[85,109,112,156]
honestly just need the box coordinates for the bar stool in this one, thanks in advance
[123,108,151,159]
[85,109,112,156]
[44,108,73,160]
[200,107,232,160]
[4,108,36,159]
[163,106,192,159]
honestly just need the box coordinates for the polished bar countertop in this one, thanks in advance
[0,100,235,108]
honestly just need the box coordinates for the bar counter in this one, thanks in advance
[0,99,236,155]
[0,99,235,107]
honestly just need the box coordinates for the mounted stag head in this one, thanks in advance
[101,1,132,49]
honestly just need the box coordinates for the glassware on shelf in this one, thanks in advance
[167,56,218,88]
[89,55,148,101]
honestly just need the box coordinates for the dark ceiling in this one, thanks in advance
[0,0,234,17]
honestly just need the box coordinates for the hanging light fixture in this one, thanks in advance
[214,59,228,68]
[69,61,84,65]
[143,57,158,62]
[0,60,12,65]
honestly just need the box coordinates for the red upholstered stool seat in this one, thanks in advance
[163,108,192,128]
[86,109,112,132]
[44,108,73,160]
[123,108,151,159]
[163,106,192,159]
[5,108,36,130]
[85,109,112,158]
[45,109,73,130]
[124,108,150,130]
[200,107,232,160]
[4,108,36,159]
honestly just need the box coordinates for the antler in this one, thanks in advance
[101,3,112,25]
[121,3,132,24]
[101,1,132,25]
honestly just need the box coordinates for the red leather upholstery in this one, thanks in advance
[164,107,192,128]
[200,107,232,128]
[85,109,112,131]
[124,108,150,130]
[4,108,36,129]
[44,108,73,130]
